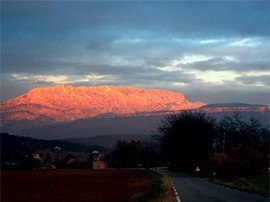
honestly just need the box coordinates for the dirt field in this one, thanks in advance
[1,169,152,202]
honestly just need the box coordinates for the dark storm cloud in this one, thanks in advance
[2,1,269,43]
[4,1,268,36]
[2,1,269,69]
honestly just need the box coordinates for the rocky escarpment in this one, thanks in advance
[1,85,205,124]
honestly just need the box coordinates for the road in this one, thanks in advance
[158,168,269,202]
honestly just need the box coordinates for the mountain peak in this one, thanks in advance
[1,85,205,123]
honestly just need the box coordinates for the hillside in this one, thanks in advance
[66,134,151,148]
[0,133,106,153]
[198,103,269,113]
[1,133,107,170]
[1,85,205,124]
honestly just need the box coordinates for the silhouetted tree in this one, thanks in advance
[105,140,160,168]
[214,113,269,177]
[156,111,216,174]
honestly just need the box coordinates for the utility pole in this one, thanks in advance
[222,132,226,178]
[223,132,226,153]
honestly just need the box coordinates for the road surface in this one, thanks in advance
[158,168,269,202]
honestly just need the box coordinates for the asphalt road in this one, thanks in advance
[158,168,269,202]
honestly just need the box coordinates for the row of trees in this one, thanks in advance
[106,111,269,178]
[213,113,269,177]
[105,140,162,168]
[157,111,269,177]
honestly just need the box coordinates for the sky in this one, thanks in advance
[1,1,269,105]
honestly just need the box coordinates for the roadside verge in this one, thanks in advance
[154,175,179,202]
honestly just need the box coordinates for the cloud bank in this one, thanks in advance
[1,1,269,104]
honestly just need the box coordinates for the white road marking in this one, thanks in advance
[171,179,181,202]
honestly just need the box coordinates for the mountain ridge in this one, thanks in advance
[1,85,269,139]
[200,103,266,108]
[1,85,205,124]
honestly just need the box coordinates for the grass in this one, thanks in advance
[210,174,269,196]
[132,171,164,202]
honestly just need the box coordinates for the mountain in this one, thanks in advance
[1,85,204,125]
[1,85,269,140]
[199,103,268,111]
[197,103,269,119]
[197,103,269,124]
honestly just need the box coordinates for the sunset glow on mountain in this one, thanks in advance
[1,85,205,123]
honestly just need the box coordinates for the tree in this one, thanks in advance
[156,111,216,173]
[214,113,269,177]
[105,140,160,168]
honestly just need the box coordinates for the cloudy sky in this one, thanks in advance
[1,1,269,104]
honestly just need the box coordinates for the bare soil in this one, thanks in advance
[1,169,152,202]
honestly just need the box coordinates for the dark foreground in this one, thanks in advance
[1,169,152,202]
[159,169,269,202]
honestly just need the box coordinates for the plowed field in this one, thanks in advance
[1,169,152,202]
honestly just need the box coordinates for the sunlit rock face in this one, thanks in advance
[1,85,205,124]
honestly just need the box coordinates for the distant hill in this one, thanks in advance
[1,133,106,153]
[66,134,152,148]
[1,114,163,139]
[200,103,265,108]
[198,103,269,114]
[1,133,107,170]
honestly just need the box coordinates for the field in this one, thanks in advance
[1,169,153,202]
